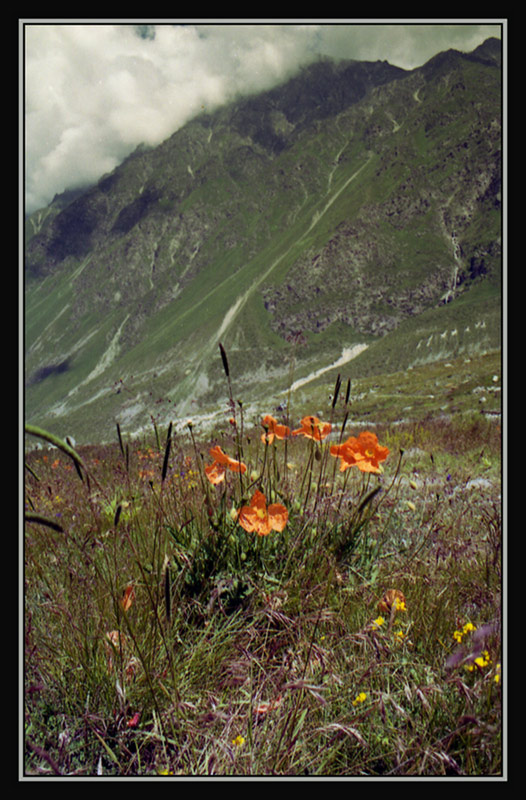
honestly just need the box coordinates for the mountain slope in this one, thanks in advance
[24,39,502,442]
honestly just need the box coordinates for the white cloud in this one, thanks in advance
[312,22,501,68]
[24,22,502,213]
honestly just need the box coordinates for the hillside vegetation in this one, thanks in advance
[24,39,501,444]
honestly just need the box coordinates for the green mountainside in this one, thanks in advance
[24,38,502,443]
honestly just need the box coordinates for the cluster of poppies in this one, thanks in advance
[204,414,390,537]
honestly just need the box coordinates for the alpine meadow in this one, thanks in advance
[24,33,504,778]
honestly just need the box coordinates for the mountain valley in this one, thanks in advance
[24,37,502,443]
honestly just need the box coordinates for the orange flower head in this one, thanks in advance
[330,431,389,473]
[205,445,247,484]
[261,414,290,444]
[353,431,389,472]
[238,489,288,536]
[330,442,363,471]
[292,415,332,441]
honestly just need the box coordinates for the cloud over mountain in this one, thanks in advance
[24,22,501,213]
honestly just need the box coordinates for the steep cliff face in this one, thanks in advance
[24,40,502,442]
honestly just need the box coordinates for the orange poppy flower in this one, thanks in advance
[292,415,332,441]
[261,414,290,444]
[330,442,363,471]
[238,490,288,536]
[330,431,389,473]
[205,445,247,484]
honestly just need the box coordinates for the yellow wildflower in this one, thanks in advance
[474,650,491,668]
[352,692,367,706]
[377,589,407,615]
[453,622,477,644]
[466,650,491,672]
[232,735,245,747]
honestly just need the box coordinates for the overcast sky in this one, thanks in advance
[23,20,503,213]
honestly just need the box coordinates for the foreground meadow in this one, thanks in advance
[23,354,502,778]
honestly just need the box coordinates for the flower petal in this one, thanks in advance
[209,445,229,464]
[205,461,226,484]
[238,506,259,532]
[268,503,288,532]
[208,446,247,474]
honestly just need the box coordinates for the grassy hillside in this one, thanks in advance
[24,47,501,444]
